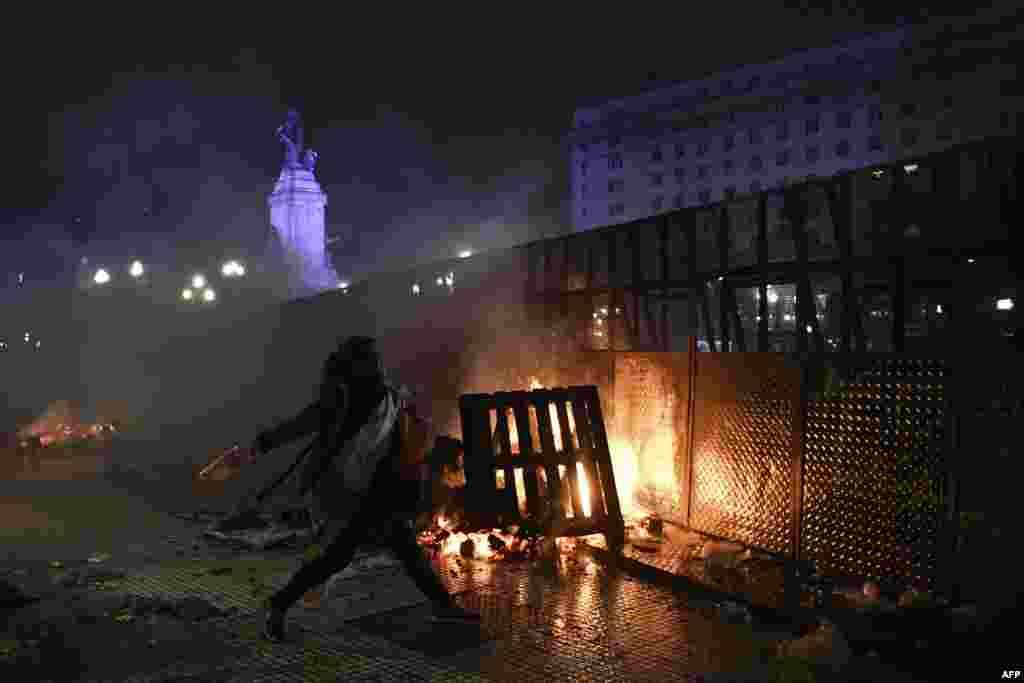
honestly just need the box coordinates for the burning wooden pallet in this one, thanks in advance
[458,385,625,552]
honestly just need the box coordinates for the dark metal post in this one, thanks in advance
[757,195,769,351]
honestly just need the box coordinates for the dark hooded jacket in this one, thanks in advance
[254,338,420,528]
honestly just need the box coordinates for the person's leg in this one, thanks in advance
[386,517,454,607]
[269,507,369,612]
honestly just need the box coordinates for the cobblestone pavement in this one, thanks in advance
[0,473,931,681]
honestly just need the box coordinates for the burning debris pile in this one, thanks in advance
[14,400,119,449]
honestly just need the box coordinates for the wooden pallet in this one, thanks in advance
[458,385,625,552]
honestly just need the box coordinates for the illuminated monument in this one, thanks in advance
[268,109,339,297]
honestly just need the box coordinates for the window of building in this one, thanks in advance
[869,79,881,94]
[609,179,625,193]
[609,202,625,217]
[806,116,820,134]
[651,147,663,162]
[837,111,852,128]
[750,155,763,171]
[900,102,917,117]
[699,86,710,99]
[580,161,588,176]
[748,75,761,92]
[699,189,711,204]
[698,165,710,179]
[776,100,786,114]
[580,183,587,196]
[652,196,665,212]
[722,79,733,94]
[777,149,790,166]
[609,154,623,170]
[697,141,709,156]
[674,167,686,180]
[749,128,761,144]
[836,140,850,157]
[901,128,920,146]
[725,111,737,123]
[806,146,820,163]
[750,179,762,194]
[673,193,685,208]
[724,133,735,151]
[723,159,735,175]
[671,123,684,134]
[675,142,686,158]
[609,135,622,147]
[581,207,588,217]
[651,173,663,187]
[869,105,883,125]
[777,121,789,140]
[805,94,821,105]
[1000,111,1013,129]
[724,186,737,200]
[936,125,952,141]
[943,94,954,109]
[868,135,883,151]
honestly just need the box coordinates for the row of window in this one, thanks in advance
[590,131,941,196]
[579,91,965,164]
[595,107,922,173]
[580,46,902,131]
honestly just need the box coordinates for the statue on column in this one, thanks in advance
[276,108,312,170]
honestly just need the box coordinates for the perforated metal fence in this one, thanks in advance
[685,352,954,588]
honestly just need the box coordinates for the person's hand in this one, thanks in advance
[224,443,258,467]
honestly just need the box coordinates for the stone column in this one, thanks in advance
[268,166,338,298]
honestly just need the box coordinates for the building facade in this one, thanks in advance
[569,13,1021,232]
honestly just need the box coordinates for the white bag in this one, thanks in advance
[338,391,400,494]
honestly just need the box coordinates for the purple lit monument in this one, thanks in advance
[268,109,339,297]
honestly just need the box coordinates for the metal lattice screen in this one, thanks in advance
[801,357,950,587]
[689,354,799,556]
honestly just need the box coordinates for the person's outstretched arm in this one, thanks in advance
[254,401,322,455]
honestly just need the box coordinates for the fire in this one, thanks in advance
[608,437,640,518]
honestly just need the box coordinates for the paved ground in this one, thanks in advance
[0,455,939,681]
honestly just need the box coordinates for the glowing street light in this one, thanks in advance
[411,283,421,295]
[436,276,444,286]
[93,268,111,285]
[996,298,1014,311]
[338,281,350,290]
[191,274,206,289]
[203,288,216,302]
[181,288,194,301]
[129,260,145,278]
[767,289,779,304]
[458,249,473,259]
[221,260,245,277]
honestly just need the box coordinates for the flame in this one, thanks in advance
[608,437,639,518]
[576,462,592,518]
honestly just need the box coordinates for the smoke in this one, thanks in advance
[314,107,567,281]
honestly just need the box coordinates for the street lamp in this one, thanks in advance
[996,298,1014,311]
[458,249,473,259]
[93,269,111,285]
[191,274,206,289]
[181,288,194,301]
[221,260,245,277]
[203,288,216,302]
[129,260,144,278]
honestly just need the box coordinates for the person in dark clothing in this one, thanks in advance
[228,336,478,642]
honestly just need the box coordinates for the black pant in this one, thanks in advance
[269,496,452,611]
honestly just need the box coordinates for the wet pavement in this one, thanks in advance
[0,458,939,681]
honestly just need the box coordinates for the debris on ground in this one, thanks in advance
[777,620,852,675]
[87,552,111,564]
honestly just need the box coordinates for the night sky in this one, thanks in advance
[2,3,1002,284]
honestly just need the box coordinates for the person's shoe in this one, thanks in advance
[429,603,482,623]
[262,605,287,642]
